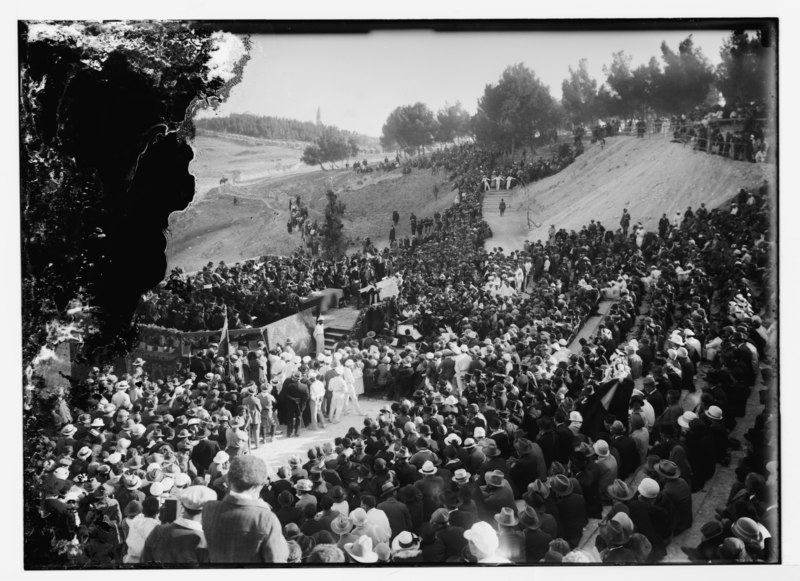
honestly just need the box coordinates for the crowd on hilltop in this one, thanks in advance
[34,136,776,566]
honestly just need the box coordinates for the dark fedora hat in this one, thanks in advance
[438,490,463,508]
[607,479,635,501]
[379,480,398,497]
[654,460,681,480]
[600,519,632,547]
[329,485,347,503]
[519,506,542,530]
[549,474,573,497]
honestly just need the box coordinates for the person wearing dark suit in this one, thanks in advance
[519,506,553,563]
[414,462,446,522]
[609,422,641,480]
[141,486,215,564]
[430,508,467,560]
[508,438,547,497]
[202,456,289,563]
[439,488,477,531]
[627,478,674,562]
[190,428,220,477]
[550,474,587,548]
[653,460,693,535]
[478,470,517,522]
[377,483,413,541]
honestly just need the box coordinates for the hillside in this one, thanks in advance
[168,154,453,271]
[483,135,775,252]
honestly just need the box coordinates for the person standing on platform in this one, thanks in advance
[313,317,325,356]
[499,199,506,217]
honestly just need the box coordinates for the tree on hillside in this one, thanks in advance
[715,29,776,110]
[472,63,559,154]
[561,58,600,125]
[317,189,347,259]
[604,51,663,117]
[301,127,351,170]
[381,102,439,154]
[435,102,472,143]
[656,36,716,114]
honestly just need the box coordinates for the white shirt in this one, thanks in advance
[309,379,325,402]
[123,514,160,563]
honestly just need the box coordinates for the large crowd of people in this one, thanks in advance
[35,137,776,567]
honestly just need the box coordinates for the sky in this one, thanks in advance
[198,29,731,137]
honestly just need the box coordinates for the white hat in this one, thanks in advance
[463,521,500,556]
[637,477,660,499]
[677,411,699,429]
[569,411,583,424]
[178,485,216,509]
[473,426,486,438]
[444,433,462,446]
[213,451,230,464]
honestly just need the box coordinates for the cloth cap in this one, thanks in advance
[178,485,217,510]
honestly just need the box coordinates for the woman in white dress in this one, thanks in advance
[313,317,325,355]
[352,358,365,396]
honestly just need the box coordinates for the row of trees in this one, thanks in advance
[196,112,374,145]
[378,31,775,155]
[561,32,774,125]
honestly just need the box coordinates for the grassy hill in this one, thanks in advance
[483,135,775,252]
[168,136,453,270]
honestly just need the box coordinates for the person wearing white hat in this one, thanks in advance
[327,366,348,424]
[463,521,511,563]
[140,485,218,564]
[341,359,365,417]
[629,477,672,562]
[307,370,327,431]
[568,411,583,435]
[111,381,133,410]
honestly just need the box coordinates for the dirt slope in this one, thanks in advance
[485,135,775,252]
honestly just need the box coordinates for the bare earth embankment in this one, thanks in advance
[483,135,774,252]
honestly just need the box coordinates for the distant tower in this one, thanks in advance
[316,107,321,126]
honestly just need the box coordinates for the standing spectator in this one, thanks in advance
[141,485,218,564]
[202,456,289,563]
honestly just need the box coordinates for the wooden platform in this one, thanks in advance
[321,306,361,350]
